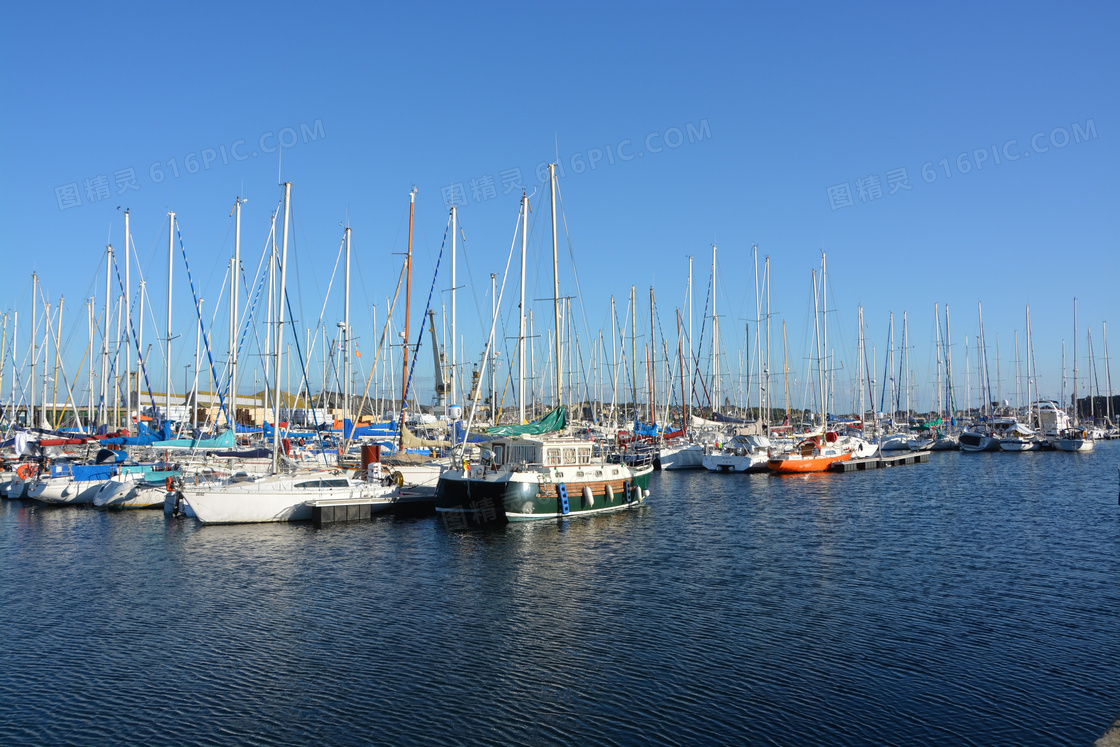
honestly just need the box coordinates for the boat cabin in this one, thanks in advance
[485,437,594,470]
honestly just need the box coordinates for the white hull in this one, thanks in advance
[184,473,394,524]
[94,478,168,509]
[1051,438,1094,452]
[879,434,911,451]
[27,477,105,504]
[999,439,1043,452]
[701,452,768,472]
[657,443,704,470]
[3,478,30,499]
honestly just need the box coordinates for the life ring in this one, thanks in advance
[165,476,175,492]
[391,470,405,486]
[16,463,36,480]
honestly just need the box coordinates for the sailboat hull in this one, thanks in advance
[767,452,851,473]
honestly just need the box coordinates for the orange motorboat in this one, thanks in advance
[767,432,852,474]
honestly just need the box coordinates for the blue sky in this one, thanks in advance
[1,1,1117,415]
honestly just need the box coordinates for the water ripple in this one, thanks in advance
[1,442,1118,745]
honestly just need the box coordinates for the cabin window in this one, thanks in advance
[562,448,576,464]
[321,479,349,488]
[546,449,561,466]
[493,445,504,465]
[577,447,591,465]
[295,480,320,489]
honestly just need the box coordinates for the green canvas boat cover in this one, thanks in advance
[485,406,567,437]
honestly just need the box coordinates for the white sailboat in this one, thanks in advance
[1053,299,1094,452]
[178,184,396,524]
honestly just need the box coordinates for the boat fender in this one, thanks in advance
[605,483,614,501]
[631,485,642,503]
[643,489,650,499]
[582,485,594,508]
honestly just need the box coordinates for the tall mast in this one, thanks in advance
[137,282,145,419]
[52,297,64,427]
[1104,322,1114,425]
[549,164,562,409]
[753,245,762,423]
[765,255,771,429]
[104,246,113,427]
[711,245,718,415]
[903,310,910,420]
[529,310,536,418]
[490,272,497,423]
[687,256,693,424]
[272,182,291,473]
[451,205,458,406]
[821,252,828,413]
[1072,298,1078,422]
[812,269,824,426]
[193,299,202,430]
[230,196,242,427]
[166,213,174,427]
[945,305,955,423]
[649,286,656,423]
[1025,306,1032,425]
[630,287,637,419]
[41,302,50,428]
[123,209,131,431]
[30,274,37,426]
[402,188,415,414]
[344,225,351,422]
[610,295,616,420]
[858,305,865,425]
[8,311,15,423]
[934,304,944,419]
[86,303,93,426]
[519,194,527,424]
[782,319,790,422]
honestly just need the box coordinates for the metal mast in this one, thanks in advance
[402,188,415,416]
[123,210,131,430]
[103,247,112,426]
[166,214,174,427]
[344,225,351,421]
[549,164,562,409]
[519,193,527,424]
[272,183,291,473]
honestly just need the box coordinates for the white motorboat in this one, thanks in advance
[702,435,770,473]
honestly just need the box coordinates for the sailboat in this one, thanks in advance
[1052,298,1094,452]
[435,166,653,523]
[767,258,855,474]
[178,184,396,524]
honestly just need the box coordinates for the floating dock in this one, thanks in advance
[831,451,930,472]
[310,490,435,526]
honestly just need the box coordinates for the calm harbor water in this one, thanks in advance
[2,443,1118,746]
